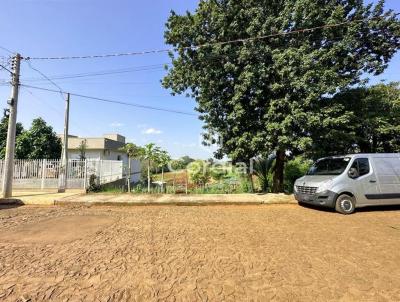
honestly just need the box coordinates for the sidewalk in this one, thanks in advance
[55,193,296,206]
[0,189,84,205]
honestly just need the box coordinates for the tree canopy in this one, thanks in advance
[15,117,62,159]
[1,114,61,160]
[163,0,400,192]
[311,82,400,157]
[0,113,23,159]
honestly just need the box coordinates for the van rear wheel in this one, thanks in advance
[335,194,356,215]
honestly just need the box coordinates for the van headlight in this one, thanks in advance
[316,181,332,193]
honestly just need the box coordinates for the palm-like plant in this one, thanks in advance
[156,150,171,191]
[252,154,276,193]
[142,143,161,193]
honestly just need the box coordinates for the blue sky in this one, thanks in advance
[0,0,399,159]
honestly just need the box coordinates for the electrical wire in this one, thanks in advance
[0,63,13,75]
[17,33,363,86]
[20,84,197,117]
[21,63,169,82]
[27,80,156,86]
[25,60,65,101]
[0,45,15,55]
[23,17,383,61]
[21,86,97,136]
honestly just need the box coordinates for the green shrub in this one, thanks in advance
[187,160,211,185]
[252,156,274,192]
[284,156,312,193]
[87,174,101,193]
[210,163,227,181]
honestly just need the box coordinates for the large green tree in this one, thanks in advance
[163,0,400,192]
[15,117,62,159]
[311,82,400,156]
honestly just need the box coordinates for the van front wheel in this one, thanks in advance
[335,194,356,215]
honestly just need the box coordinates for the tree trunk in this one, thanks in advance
[358,139,370,153]
[147,160,151,193]
[161,167,164,193]
[248,173,254,193]
[372,135,377,153]
[272,150,285,193]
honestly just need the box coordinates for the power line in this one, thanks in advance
[0,63,13,75]
[28,80,156,86]
[25,60,65,101]
[25,48,171,61]
[21,63,168,82]
[20,84,198,117]
[23,17,380,61]
[16,34,364,86]
[21,86,96,135]
[0,45,15,55]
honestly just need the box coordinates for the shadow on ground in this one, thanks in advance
[357,204,400,213]
[0,199,24,210]
[298,202,400,214]
[297,202,336,213]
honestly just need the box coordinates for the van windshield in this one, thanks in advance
[307,157,351,176]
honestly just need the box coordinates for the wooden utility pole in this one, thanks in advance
[58,93,70,193]
[1,54,21,198]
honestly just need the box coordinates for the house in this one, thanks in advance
[58,133,141,183]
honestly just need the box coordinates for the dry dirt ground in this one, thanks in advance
[0,204,399,302]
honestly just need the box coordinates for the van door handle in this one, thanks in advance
[369,180,377,183]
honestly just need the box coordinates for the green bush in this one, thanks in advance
[187,160,211,185]
[284,156,312,193]
[87,174,101,193]
[210,163,227,181]
[237,178,253,193]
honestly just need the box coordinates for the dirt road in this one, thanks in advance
[0,204,399,301]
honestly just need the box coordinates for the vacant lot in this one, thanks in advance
[0,204,399,301]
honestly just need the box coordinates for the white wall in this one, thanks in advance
[68,150,103,160]
[129,159,141,183]
[67,150,141,183]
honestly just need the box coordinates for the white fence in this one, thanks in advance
[0,159,124,190]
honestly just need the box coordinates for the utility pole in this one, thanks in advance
[58,93,70,193]
[1,54,21,199]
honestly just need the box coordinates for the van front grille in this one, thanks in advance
[296,186,317,195]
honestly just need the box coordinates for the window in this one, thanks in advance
[350,158,370,177]
[307,157,351,176]
[117,155,121,161]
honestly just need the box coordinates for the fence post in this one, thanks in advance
[83,159,88,191]
[41,159,47,190]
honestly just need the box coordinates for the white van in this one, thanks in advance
[294,154,400,214]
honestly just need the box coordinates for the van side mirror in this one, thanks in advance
[348,167,359,179]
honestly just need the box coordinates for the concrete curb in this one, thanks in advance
[53,193,296,207]
[54,200,295,207]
